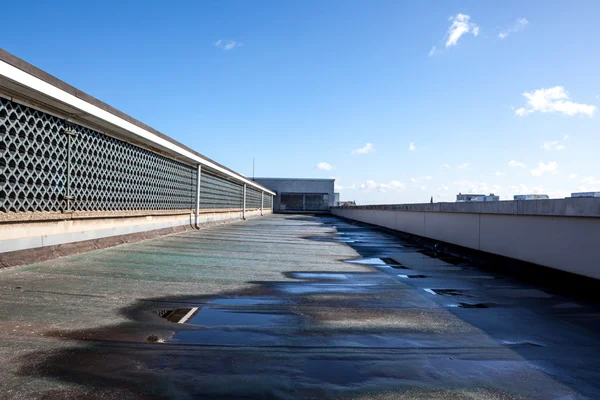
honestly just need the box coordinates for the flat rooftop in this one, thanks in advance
[0,215,599,398]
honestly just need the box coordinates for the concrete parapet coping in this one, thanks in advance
[332,197,600,218]
[0,208,266,223]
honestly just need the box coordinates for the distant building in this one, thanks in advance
[514,194,549,200]
[456,193,500,202]
[253,178,334,213]
[571,192,600,198]
[335,200,356,207]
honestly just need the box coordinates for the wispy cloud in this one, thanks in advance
[582,176,600,186]
[516,86,596,117]
[214,39,244,51]
[508,160,526,168]
[495,171,506,176]
[352,142,375,154]
[457,163,469,169]
[542,141,565,151]
[446,13,480,47]
[360,180,405,193]
[316,162,333,171]
[530,161,558,177]
[569,173,578,179]
[511,184,546,195]
[442,164,451,169]
[428,46,436,57]
[498,18,528,39]
[453,180,492,194]
[410,176,433,183]
[408,142,416,151]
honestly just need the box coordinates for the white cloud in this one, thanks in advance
[569,173,578,179]
[428,46,436,57]
[316,162,333,171]
[335,183,356,191]
[542,140,566,151]
[442,164,451,169]
[543,135,569,151]
[446,13,480,47]
[360,180,405,193]
[419,185,427,191]
[498,17,528,39]
[495,171,506,176]
[214,39,244,51]
[582,176,600,186]
[410,176,433,183]
[352,142,375,154]
[408,142,416,151]
[439,185,450,191]
[508,160,526,168]
[453,180,491,194]
[530,161,558,177]
[457,163,469,169]
[515,86,596,117]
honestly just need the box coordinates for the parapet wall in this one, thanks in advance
[0,49,275,256]
[331,198,600,280]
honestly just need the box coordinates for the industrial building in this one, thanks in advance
[252,178,334,213]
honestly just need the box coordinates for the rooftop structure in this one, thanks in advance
[252,178,334,213]
[514,194,550,200]
[571,192,600,198]
[456,193,500,202]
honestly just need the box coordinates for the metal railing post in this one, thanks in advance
[195,164,202,228]
[243,184,247,219]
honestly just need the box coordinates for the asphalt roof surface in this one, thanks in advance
[0,214,599,399]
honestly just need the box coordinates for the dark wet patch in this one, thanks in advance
[398,274,427,279]
[417,249,465,265]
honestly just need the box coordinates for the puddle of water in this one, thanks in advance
[344,257,406,268]
[209,298,283,305]
[292,273,348,280]
[500,340,543,347]
[345,258,388,266]
[277,283,376,295]
[160,306,293,327]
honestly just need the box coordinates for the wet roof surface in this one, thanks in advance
[0,214,599,399]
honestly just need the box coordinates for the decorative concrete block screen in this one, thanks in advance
[246,187,262,209]
[199,170,244,209]
[0,97,272,214]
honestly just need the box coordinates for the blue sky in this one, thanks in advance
[3,1,599,204]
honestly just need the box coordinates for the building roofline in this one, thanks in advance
[253,178,335,182]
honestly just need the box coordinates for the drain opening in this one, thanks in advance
[424,289,469,296]
[455,302,494,308]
